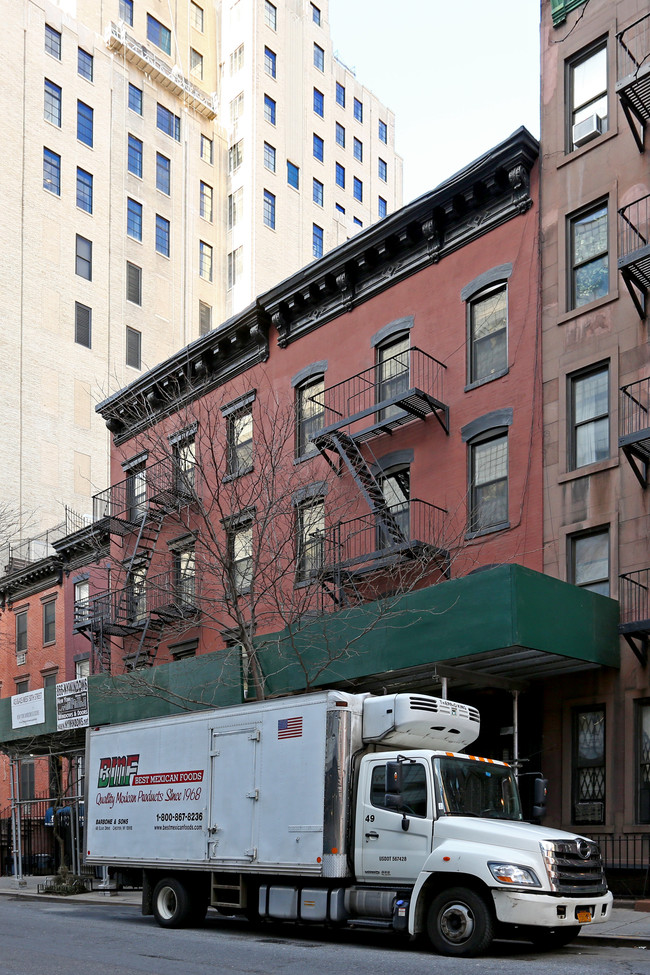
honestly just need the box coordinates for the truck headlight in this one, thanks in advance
[488,862,541,886]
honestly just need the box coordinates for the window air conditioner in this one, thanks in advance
[573,113,602,148]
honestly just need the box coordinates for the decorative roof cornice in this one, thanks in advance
[0,556,62,604]
[52,523,110,569]
[260,127,538,347]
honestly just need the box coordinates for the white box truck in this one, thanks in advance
[85,690,613,957]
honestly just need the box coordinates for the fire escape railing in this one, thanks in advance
[617,12,650,152]
[73,570,199,634]
[618,195,650,320]
[619,568,650,665]
[620,378,650,487]
[92,457,198,523]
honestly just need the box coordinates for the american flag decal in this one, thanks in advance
[278,716,303,739]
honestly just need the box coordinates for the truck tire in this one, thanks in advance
[528,925,581,950]
[152,877,193,928]
[427,887,494,957]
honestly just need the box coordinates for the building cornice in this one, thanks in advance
[0,557,62,606]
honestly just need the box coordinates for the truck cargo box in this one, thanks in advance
[85,691,364,877]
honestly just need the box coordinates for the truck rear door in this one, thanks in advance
[208,725,260,862]
[355,756,433,884]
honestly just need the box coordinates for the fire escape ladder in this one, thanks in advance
[128,616,164,672]
[315,430,408,546]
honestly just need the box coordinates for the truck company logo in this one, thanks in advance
[97,755,140,788]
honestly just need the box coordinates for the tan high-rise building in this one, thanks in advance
[0,0,402,533]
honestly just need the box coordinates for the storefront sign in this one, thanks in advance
[56,678,89,731]
[11,689,45,728]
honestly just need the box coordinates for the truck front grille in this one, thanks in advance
[540,838,607,895]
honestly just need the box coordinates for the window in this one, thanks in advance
[313,87,324,117]
[572,706,605,825]
[264,94,276,125]
[128,564,147,621]
[227,246,243,289]
[229,522,253,594]
[378,468,410,545]
[200,181,213,221]
[263,189,276,229]
[127,198,142,240]
[296,497,324,582]
[126,326,141,369]
[314,43,324,71]
[228,140,243,173]
[296,377,324,457]
[75,235,92,280]
[311,3,321,25]
[128,134,143,177]
[570,528,609,595]
[147,14,171,55]
[128,83,143,115]
[335,162,345,188]
[230,91,244,124]
[287,161,299,189]
[190,48,204,80]
[119,0,133,26]
[156,215,170,257]
[201,134,213,163]
[156,153,171,195]
[370,761,427,817]
[313,133,324,161]
[265,0,277,30]
[157,103,180,141]
[336,82,345,107]
[353,177,363,202]
[335,203,345,216]
[378,196,387,219]
[637,702,650,823]
[126,261,142,304]
[173,435,196,493]
[199,300,212,335]
[468,284,507,385]
[191,2,204,31]
[75,657,90,678]
[199,241,213,281]
[353,97,363,122]
[335,122,345,147]
[174,546,196,606]
[378,118,388,143]
[570,365,609,469]
[227,407,253,476]
[264,142,276,171]
[230,44,244,74]
[44,80,61,127]
[228,188,243,229]
[469,432,508,533]
[43,148,60,195]
[313,223,323,259]
[78,48,93,81]
[75,302,91,348]
[43,671,57,690]
[378,158,387,182]
[73,167,93,213]
[15,611,27,655]
[353,217,363,228]
[568,43,607,151]
[20,759,35,801]
[74,580,90,624]
[45,24,61,59]
[313,178,323,207]
[569,201,608,309]
[376,333,409,421]
[43,600,56,644]
[264,46,277,78]
[15,679,29,697]
[77,100,94,147]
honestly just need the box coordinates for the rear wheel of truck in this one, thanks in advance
[528,925,581,950]
[152,877,193,928]
[427,887,494,957]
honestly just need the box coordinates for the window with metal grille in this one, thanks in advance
[43,148,61,195]
[126,261,142,304]
[126,326,141,369]
[572,706,605,825]
[75,302,92,348]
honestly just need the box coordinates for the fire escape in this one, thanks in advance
[619,379,650,665]
[73,457,198,672]
[309,347,450,606]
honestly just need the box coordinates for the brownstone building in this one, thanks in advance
[541,0,650,852]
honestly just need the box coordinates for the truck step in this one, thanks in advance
[346,918,393,929]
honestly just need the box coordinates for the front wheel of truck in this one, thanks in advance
[427,887,494,957]
[152,877,193,928]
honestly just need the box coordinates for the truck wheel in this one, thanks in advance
[152,878,193,928]
[528,925,581,950]
[427,887,494,957]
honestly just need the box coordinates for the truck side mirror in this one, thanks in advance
[532,777,548,820]
[385,761,403,795]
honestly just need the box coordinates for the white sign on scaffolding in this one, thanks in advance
[11,689,45,729]
[56,678,89,731]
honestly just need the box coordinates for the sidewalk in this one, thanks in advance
[0,875,647,946]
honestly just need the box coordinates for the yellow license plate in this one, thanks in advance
[577,911,592,923]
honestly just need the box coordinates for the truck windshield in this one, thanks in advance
[433,757,522,821]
